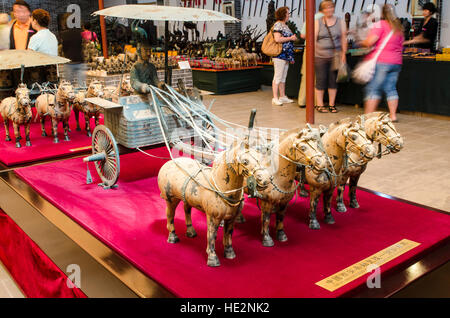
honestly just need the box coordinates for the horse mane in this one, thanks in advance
[327,117,353,132]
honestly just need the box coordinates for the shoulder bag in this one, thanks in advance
[323,17,342,71]
[352,30,394,85]
[262,26,282,57]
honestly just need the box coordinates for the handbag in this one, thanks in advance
[352,30,394,85]
[323,17,342,71]
[262,26,282,57]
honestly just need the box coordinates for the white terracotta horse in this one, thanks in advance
[335,112,404,212]
[35,81,75,143]
[158,140,272,267]
[0,83,32,148]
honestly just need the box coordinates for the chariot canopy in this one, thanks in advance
[92,5,239,22]
[0,50,71,71]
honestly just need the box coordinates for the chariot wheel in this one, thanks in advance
[90,125,120,188]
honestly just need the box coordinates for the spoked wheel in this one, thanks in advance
[84,125,120,189]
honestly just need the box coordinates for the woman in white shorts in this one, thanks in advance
[271,7,297,106]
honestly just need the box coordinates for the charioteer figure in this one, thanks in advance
[130,42,165,94]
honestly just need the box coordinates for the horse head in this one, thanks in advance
[288,126,328,172]
[15,83,31,109]
[341,120,376,165]
[88,80,105,98]
[363,112,404,153]
[227,140,272,193]
[58,81,76,103]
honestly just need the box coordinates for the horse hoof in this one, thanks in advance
[167,232,180,244]
[76,127,81,131]
[42,132,47,137]
[309,219,321,230]
[53,139,59,144]
[336,203,347,213]
[87,132,92,137]
[324,214,335,225]
[299,189,309,197]
[262,235,274,247]
[15,142,21,148]
[350,200,360,209]
[25,141,31,147]
[207,255,220,267]
[185,226,197,238]
[276,230,288,242]
[224,246,236,259]
[64,136,70,141]
[235,213,246,224]
[5,137,11,142]
[219,220,224,228]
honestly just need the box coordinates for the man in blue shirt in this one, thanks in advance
[28,9,58,56]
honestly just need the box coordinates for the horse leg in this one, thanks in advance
[206,215,220,267]
[74,108,81,131]
[235,201,246,223]
[13,122,21,148]
[184,204,197,238]
[323,189,335,224]
[3,119,11,141]
[40,116,47,137]
[95,113,100,127]
[85,114,92,137]
[25,121,31,146]
[261,204,274,247]
[336,178,348,213]
[51,118,59,143]
[276,205,288,242]
[223,219,236,259]
[309,188,321,230]
[349,174,361,208]
[63,119,70,141]
[166,198,181,243]
[298,167,309,197]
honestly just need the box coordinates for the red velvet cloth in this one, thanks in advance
[15,149,450,297]
[0,109,102,166]
[0,209,87,298]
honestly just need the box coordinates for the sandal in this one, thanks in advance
[315,106,328,113]
[329,105,339,113]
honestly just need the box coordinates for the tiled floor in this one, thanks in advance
[0,262,24,298]
[0,87,448,298]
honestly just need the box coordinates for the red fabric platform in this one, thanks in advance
[0,209,87,298]
[15,149,450,298]
[0,109,102,166]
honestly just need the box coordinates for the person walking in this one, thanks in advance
[28,9,58,56]
[271,6,297,106]
[360,4,404,122]
[314,0,347,113]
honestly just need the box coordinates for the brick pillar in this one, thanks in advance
[224,0,242,40]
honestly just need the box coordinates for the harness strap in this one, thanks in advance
[181,167,204,205]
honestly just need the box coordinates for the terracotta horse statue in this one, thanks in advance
[73,80,104,136]
[158,140,272,267]
[242,126,329,247]
[35,81,75,143]
[336,112,404,212]
[0,83,32,148]
[104,78,134,102]
[305,118,376,230]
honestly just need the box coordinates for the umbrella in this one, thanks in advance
[92,4,239,22]
[92,5,238,83]
[0,50,71,71]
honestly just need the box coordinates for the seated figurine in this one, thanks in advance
[130,42,165,94]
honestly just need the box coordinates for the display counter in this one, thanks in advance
[337,57,450,117]
[260,53,450,117]
[192,66,263,95]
